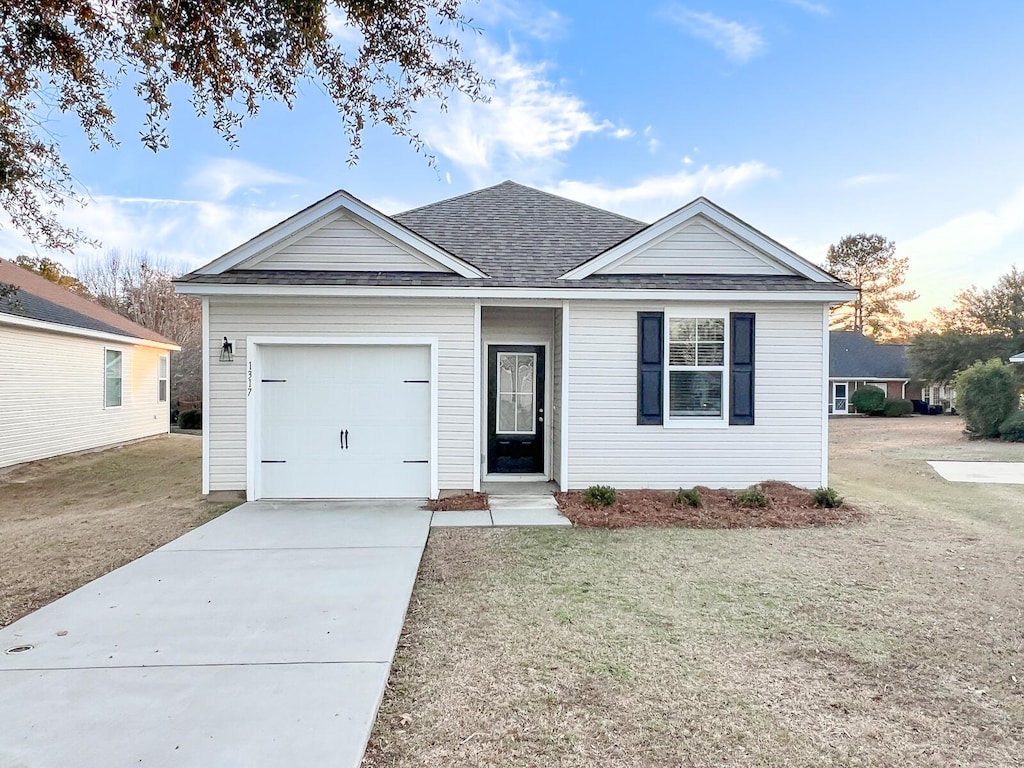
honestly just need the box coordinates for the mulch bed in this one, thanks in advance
[557,482,863,529]
[424,492,490,512]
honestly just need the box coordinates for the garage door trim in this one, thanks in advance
[245,336,439,500]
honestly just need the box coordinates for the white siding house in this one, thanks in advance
[0,259,180,468]
[176,182,855,500]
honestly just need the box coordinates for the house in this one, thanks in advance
[1011,351,1024,364]
[174,181,856,500]
[828,331,920,414]
[0,259,180,468]
[828,331,952,414]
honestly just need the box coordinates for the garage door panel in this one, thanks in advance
[258,345,430,499]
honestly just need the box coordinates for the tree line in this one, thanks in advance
[824,233,1023,390]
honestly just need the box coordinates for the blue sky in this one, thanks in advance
[3,0,1024,318]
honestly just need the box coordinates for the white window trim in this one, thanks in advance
[104,347,123,409]
[663,308,729,429]
[158,355,169,403]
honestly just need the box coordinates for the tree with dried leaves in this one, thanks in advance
[1,1,485,250]
[77,251,202,405]
[825,233,919,341]
[909,266,1024,386]
[13,254,90,294]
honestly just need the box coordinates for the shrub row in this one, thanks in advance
[849,387,913,417]
[583,484,844,509]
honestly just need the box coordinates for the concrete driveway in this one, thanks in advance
[0,500,431,768]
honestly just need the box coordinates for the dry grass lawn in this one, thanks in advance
[0,435,234,628]
[364,416,1024,767]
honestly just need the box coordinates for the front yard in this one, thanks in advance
[0,435,234,628]
[363,416,1024,767]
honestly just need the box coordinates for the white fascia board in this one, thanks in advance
[175,282,859,304]
[560,199,837,283]
[0,312,180,351]
[1010,352,1024,363]
[193,189,487,279]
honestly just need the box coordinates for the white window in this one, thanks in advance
[496,352,536,434]
[105,349,122,408]
[158,356,169,402]
[666,314,727,422]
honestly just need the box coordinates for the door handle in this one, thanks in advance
[344,430,349,450]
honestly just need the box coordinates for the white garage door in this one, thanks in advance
[257,345,430,499]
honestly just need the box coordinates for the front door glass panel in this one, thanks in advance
[496,352,536,435]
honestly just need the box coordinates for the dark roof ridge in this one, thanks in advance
[396,180,518,217]
[397,179,648,227]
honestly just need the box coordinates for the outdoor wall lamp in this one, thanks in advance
[219,337,234,362]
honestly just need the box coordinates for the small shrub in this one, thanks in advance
[675,487,702,507]
[882,398,913,417]
[736,485,768,508]
[811,486,844,508]
[999,411,1024,442]
[583,484,617,507]
[850,386,886,415]
[177,409,202,429]
[953,359,1017,438]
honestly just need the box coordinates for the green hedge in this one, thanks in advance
[850,386,885,415]
[953,359,1017,438]
[999,411,1024,442]
[883,398,913,417]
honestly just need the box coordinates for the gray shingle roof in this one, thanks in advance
[829,331,911,378]
[183,270,845,292]
[392,181,645,281]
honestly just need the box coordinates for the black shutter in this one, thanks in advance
[730,312,755,425]
[637,312,664,425]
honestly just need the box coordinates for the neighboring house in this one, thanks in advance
[174,181,856,500]
[828,331,954,414]
[0,259,180,468]
[828,331,921,414]
[1011,351,1024,364]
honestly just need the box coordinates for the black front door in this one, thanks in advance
[487,345,545,474]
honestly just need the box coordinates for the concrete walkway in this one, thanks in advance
[431,493,571,527]
[928,460,1024,484]
[0,501,431,768]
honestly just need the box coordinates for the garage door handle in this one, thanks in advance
[340,429,349,450]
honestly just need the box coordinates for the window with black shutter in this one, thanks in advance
[637,310,756,427]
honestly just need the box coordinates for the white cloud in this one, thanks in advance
[682,155,694,165]
[900,185,1024,317]
[547,161,779,220]
[474,0,569,41]
[842,172,900,187]
[783,0,829,16]
[0,194,285,273]
[418,41,615,183]
[613,127,635,139]
[186,158,302,201]
[664,7,766,63]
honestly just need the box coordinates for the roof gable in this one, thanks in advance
[561,197,837,282]
[236,209,451,272]
[393,181,645,281]
[593,214,791,276]
[829,331,911,379]
[0,259,176,346]
[194,190,486,278]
